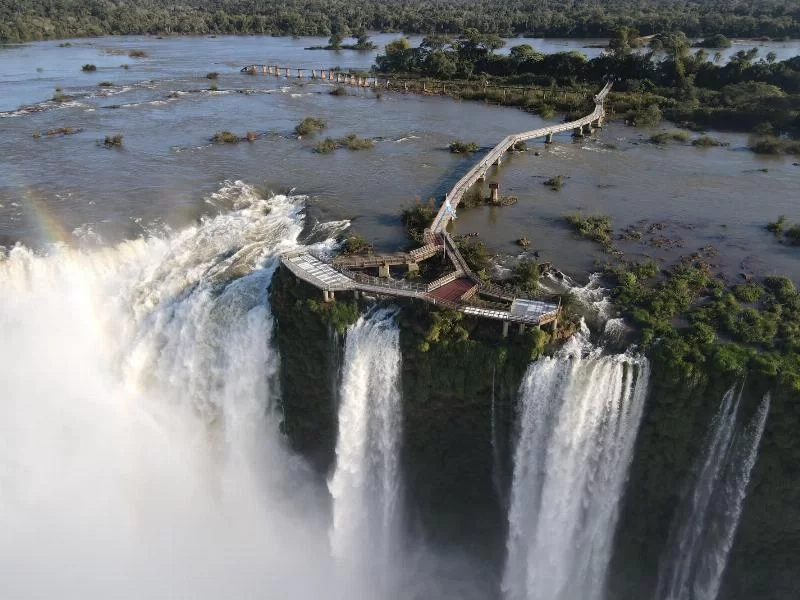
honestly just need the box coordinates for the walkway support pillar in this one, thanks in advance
[378,264,390,278]
[407,261,419,274]
[502,321,509,338]
[550,317,558,333]
[489,182,500,204]
[519,323,526,334]
[545,132,553,144]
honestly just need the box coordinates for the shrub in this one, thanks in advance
[209,83,218,91]
[81,63,97,72]
[313,138,337,153]
[692,135,727,147]
[511,140,528,152]
[206,72,219,79]
[341,134,374,150]
[449,140,478,153]
[98,81,113,87]
[103,134,123,147]
[245,131,257,142]
[329,86,348,96]
[128,50,148,58]
[650,130,691,144]
[766,215,788,236]
[732,283,764,303]
[544,175,564,190]
[749,136,783,154]
[402,200,437,243]
[32,129,41,139]
[626,103,662,126]
[295,117,326,136]
[46,127,76,136]
[121,64,130,70]
[785,224,800,246]
[342,234,372,254]
[212,131,240,143]
[565,213,612,244]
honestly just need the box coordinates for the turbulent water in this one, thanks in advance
[328,308,404,595]
[0,182,351,599]
[503,330,650,600]
[655,388,771,600]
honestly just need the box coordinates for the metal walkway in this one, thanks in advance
[280,81,613,328]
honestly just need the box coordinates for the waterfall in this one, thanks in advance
[655,389,771,600]
[0,183,345,599]
[491,365,504,501]
[503,332,650,600]
[328,308,403,594]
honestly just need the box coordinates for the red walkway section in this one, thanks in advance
[428,278,474,303]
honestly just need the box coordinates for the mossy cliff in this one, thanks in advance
[270,264,545,557]
[608,357,800,600]
[271,264,799,598]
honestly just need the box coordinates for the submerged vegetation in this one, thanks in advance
[543,175,564,190]
[766,216,800,245]
[102,134,123,148]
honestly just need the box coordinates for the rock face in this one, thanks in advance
[271,264,800,600]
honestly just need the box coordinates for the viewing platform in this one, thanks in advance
[279,80,613,334]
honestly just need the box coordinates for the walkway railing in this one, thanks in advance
[431,81,612,233]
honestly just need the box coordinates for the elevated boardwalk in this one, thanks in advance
[280,80,613,331]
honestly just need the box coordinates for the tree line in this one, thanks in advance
[2,0,800,43]
[375,29,800,140]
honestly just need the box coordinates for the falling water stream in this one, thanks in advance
[328,308,404,596]
[655,388,771,600]
[503,329,650,600]
[0,183,350,599]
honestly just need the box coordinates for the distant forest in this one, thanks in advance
[1,0,799,43]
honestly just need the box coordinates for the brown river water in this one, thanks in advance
[1,35,798,282]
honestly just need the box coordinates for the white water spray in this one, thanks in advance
[328,308,404,594]
[503,332,650,600]
[655,389,770,600]
[0,182,344,599]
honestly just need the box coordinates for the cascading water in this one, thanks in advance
[0,182,346,599]
[503,330,650,600]
[655,388,771,600]
[328,308,404,595]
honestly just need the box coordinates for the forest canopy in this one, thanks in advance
[1,0,800,43]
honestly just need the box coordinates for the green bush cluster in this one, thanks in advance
[312,134,374,153]
[401,200,437,243]
[103,133,123,147]
[543,175,564,190]
[565,213,613,244]
[650,129,691,144]
[449,140,479,153]
[766,216,800,245]
[294,116,326,136]
[607,260,800,390]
